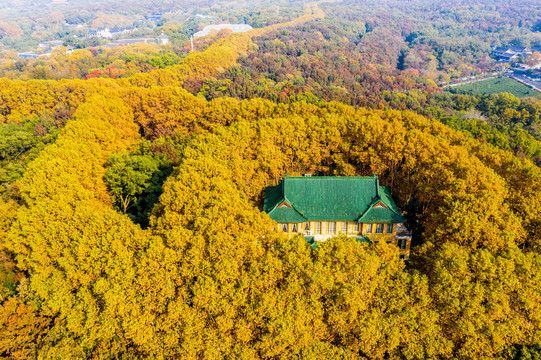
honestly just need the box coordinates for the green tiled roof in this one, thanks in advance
[358,205,405,223]
[264,176,405,224]
[304,236,317,249]
[267,202,307,223]
[359,187,406,223]
[355,235,372,244]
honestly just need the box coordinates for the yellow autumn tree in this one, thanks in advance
[5,94,150,356]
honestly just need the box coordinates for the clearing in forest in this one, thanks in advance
[449,77,540,98]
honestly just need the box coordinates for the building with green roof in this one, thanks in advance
[263,175,412,259]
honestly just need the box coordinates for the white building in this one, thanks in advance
[88,27,112,38]
[156,33,170,45]
[193,24,253,38]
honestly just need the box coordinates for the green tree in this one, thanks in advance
[104,149,173,226]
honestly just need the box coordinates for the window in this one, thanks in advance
[315,222,322,235]
[304,222,310,232]
[353,222,359,232]
[398,239,407,250]
[366,224,372,234]
[292,223,298,233]
[341,222,347,234]
[328,222,336,235]
[375,224,384,234]
[386,224,393,234]
[281,223,289,233]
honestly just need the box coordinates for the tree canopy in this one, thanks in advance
[1,1,541,358]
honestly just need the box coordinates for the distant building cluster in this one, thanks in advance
[103,33,169,48]
[492,45,541,62]
[18,52,49,59]
[193,24,253,38]
[39,40,64,49]
[18,40,72,59]
[18,33,169,58]
[87,27,135,39]
[15,11,171,59]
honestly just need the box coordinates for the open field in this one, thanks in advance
[448,77,540,98]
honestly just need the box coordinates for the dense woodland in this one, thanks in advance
[2,1,541,359]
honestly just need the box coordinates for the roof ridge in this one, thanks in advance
[358,201,406,223]
[368,192,403,217]
[373,196,398,214]
[281,188,307,219]
[288,203,307,221]
[379,186,404,217]
[267,197,308,223]
[269,179,286,213]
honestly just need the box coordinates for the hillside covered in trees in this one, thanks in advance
[1,0,541,359]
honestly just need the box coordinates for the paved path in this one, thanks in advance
[509,74,541,93]
[443,76,500,88]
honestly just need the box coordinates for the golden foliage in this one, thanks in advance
[1,20,541,356]
[0,298,51,359]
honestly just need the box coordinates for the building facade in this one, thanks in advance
[263,176,412,259]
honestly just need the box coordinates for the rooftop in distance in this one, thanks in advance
[193,24,253,38]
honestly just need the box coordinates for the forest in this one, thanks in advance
[1,0,541,359]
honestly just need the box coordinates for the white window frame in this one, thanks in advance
[315,221,322,235]
[375,224,384,234]
[292,223,298,233]
[328,222,336,235]
[366,224,372,234]
[281,223,289,233]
